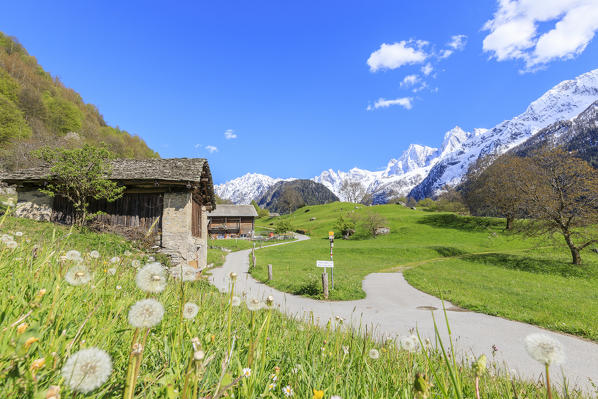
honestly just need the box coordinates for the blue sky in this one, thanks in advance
[2,1,598,184]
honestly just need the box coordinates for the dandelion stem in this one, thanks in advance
[545,364,552,399]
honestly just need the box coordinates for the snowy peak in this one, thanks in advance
[214,173,293,205]
[383,144,438,177]
[440,126,469,155]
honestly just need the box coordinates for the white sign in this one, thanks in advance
[317,260,334,268]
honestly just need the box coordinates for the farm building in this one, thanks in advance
[207,204,258,238]
[1,158,215,267]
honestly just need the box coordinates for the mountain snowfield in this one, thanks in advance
[216,68,598,204]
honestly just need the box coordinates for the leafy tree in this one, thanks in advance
[335,213,357,239]
[251,200,269,218]
[360,210,388,238]
[274,218,293,235]
[0,93,31,143]
[34,144,125,226]
[43,94,83,135]
[512,149,598,265]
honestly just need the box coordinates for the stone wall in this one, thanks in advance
[162,191,208,268]
[15,190,53,222]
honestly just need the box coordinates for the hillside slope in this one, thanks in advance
[0,32,158,170]
[257,179,339,214]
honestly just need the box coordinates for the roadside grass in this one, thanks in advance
[0,215,578,398]
[209,237,297,253]
[251,202,598,341]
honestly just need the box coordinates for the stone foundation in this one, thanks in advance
[15,190,53,222]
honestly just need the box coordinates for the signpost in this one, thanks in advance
[328,231,335,289]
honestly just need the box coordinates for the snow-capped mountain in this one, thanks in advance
[409,68,598,199]
[216,68,598,204]
[214,173,294,204]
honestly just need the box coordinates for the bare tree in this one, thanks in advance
[339,180,366,203]
[513,149,598,265]
[279,187,304,214]
[360,210,387,238]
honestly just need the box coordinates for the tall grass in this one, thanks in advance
[0,215,589,398]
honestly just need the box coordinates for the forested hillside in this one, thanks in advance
[0,32,158,170]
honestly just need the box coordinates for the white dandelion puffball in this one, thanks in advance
[5,240,17,249]
[61,347,112,394]
[15,231,23,237]
[247,298,261,311]
[128,299,165,328]
[131,259,141,268]
[331,396,343,399]
[1,234,14,243]
[107,268,116,276]
[65,265,93,286]
[368,348,380,359]
[524,333,565,366]
[183,302,199,319]
[148,256,155,262]
[109,256,120,264]
[170,265,199,282]
[135,262,167,293]
[231,296,241,307]
[65,250,82,262]
[89,250,100,259]
[124,250,132,257]
[400,334,419,353]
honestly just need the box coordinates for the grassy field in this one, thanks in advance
[251,202,598,341]
[0,215,576,398]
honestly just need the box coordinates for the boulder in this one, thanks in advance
[375,227,390,236]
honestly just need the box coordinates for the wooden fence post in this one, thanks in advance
[321,272,329,299]
[267,264,273,281]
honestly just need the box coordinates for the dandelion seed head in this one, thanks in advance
[135,262,167,293]
[15,231,23,237]
[131,259,141,268]
[230,272,237,281]
[524,333,564,366]
[247,298,261,311]
[61,347,112,394]
[170,265,198,281]
[5,240,17,249]
[1,234,14,243]
[65,250,82,262]
[183,302,199,319]
[65,265,93,286]
[89,250,100,259]
[231,296,241,307]
[368,348,380,359]
[194,350,205,361]
[148,256,155,262]
[266,295,274,307]
[400,334,419,353]
[109,256,120,264]
[106,268,116,276]
[128,299,164,328]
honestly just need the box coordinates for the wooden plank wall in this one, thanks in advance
[52,193,163,230]
[191,195,201,237]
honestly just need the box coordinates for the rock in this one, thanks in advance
[592,248,598,254]
[310,217,316,221]
[375,227,390,235]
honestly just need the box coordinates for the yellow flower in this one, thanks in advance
[24,337,39,349]
[30,357,45,374]
[17,322,28,334]
[313,389,324,399]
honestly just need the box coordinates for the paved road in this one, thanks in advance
[209,237,598,393]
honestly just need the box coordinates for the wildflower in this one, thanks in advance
[107,268,116,276]
[283,385,294,396]
[268,382,276,390]
[128,299,165,328]
[15,231,23,237]
[313,389,324,399]
[270,373,278,381]
[64,265,93,286]
[5,240,17,249]
[242,367,252,377]
[24,337,39,349]
[30,357,45,374]
[194,350,205,361]
[131,259,141,268]
[116,285,122,290]
[400,334,419,353]
[524,333,564,366]
[109,256,120,264]
[368,348,379,359]
[472,354,487,377]
[183,302,199,319]
[135,262,167,293]
[65,250,82,262]
[61,347,112,394]
[17,322,28,334]
[335,315,344,324]
[89,250,100,259]
[231,296,241,307]
[45,385,61,399]
[247,298,261,311]
[1,234,14,242]
[265,295,274,307]
[230,272,237,281]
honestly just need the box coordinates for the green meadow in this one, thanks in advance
[0,214,580,398]
[251,203,598,341]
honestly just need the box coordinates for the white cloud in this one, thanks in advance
[448,34,468,50]
[412,82,429,93]
[367,97,413,111]
[224,129,237,139]
[367,41,428,72]
[421,63,434,75]
[439,49,453,59]
[205,145,218,153]
[400,74,419,87]
[483,0,598,70]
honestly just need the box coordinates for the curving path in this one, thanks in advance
[209,235,598,393]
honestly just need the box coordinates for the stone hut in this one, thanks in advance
[207,204,258,238]
[1,158,215,267]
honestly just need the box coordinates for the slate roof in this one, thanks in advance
[208,204,258,218]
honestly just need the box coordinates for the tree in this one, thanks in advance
[513,149,598,265]
[251,200,269,218]
[279,187,304,214]
[360,210,388,238]
[462,155,527,230]
[34,144,125,226]
[335,213,357,239]
[339,180,366,203]
[274,218,293,235]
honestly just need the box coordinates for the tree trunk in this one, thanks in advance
[563,232,582,265]
[505,215,514,230]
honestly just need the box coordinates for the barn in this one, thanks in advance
[1,158,216,267]
[207,204,258,238]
